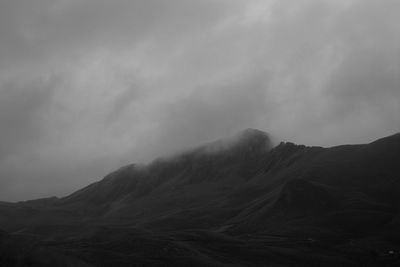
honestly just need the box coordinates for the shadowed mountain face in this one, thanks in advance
[1,129,400,266]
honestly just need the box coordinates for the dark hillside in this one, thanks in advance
[1,129,400,266]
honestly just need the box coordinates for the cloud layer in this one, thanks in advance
[0,0,399,201]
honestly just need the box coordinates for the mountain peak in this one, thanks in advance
[236,128,269,141]
[233,128,272,150]
[190,128,272,156]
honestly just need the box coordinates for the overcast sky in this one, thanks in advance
[0,0,399,201]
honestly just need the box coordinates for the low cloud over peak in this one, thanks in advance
[0,0,399,201]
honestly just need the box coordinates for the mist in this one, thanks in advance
[0,0,399,201]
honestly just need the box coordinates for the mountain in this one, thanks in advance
[1,129,400,266]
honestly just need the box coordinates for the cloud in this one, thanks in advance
[0,0,399,200]
[0,76,56,159]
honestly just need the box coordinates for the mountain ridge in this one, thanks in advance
[1,129,400,266]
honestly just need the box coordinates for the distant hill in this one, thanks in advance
[1,129,400,266]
